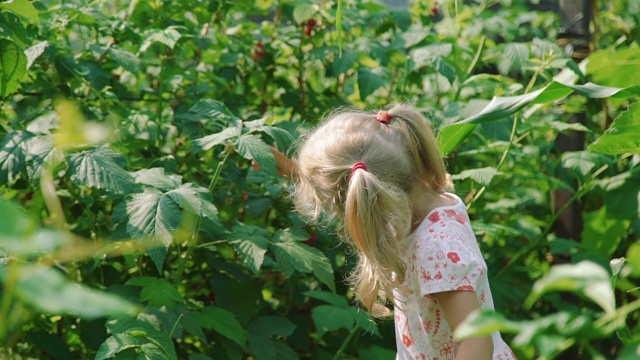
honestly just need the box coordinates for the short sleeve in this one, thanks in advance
[411,209,483,296]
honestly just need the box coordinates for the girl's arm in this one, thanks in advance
[432,291,493,360]
[270,146,299,180]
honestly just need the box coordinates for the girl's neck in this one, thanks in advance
[409,187,456,230]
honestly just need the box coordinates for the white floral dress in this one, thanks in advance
[394,193,516,360]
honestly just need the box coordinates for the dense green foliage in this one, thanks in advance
[1,0,639,359]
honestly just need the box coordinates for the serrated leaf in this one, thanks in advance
[410,43,453,71]
[95,333,147,360]
[0,39,27,97]
[140,27,181,52]
[257,126,295,152]
[597,168,640,220]
[587,46,640,88]
[450,167,498,186]
[358,67,386,100]
[589,102,640,155]
[126,277,184,309]
[108,46,140,74]
[1,264,139,319]
[235,134,277,176]
[247,334,276,360]
[25,41,47,69]
[0,0,39,24]
[437,81,640,155]
[498,43,529,75]
[561,151,612,177]
[311,305,353,337]
[394,25,430,49]
[272,230,335,292]
[113,188,182,249]
[247,316,296,337]
[524,261,615,314]
[189,99,232,120]
[349,307,380,337]
[228,224,269,274]
[166,183,218,220]
[132,168,182,191]
[196,127,241,150]
[68,148,135,194]
[0,130,34,185]
[197,306,247,350]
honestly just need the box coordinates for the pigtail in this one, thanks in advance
[344,169,412,316]
[389,105,454,192]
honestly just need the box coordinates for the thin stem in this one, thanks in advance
[173,146,233,285]
[331,326,360,360]
[168,313,184,338]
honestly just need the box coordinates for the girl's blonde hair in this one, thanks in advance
[292,104,452,316]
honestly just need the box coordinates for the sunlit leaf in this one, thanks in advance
[0,0,40,24]
[292,3,317,24]
[25,41,47,69]
[235,134,277,176]
[140,27,181,52]
[108,46,140,74]
[228,224,269,274]
[589,102,640,155]
[582,207,630,258]
[0,130,34,185]
[3,264,139,318]
[0,39,27,97]
[132,168,182,191]
[68,148,135,194]
[450,167,498,186]
[455,310,521,340]
[587,47,640,88]
[525,261,615,314]
[560,151,612,177]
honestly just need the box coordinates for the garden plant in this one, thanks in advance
[0,0,639,359]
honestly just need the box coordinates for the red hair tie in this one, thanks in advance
[375,110,392,125]
[351,162,368,174]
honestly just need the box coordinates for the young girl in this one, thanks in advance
[271,104,516,360]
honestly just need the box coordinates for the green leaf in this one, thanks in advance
[524,261,615,314]
[0,0,39,24]
[619,341,640,360]
[498,43,529,75]
[132,168,182,191]
[582,207,630,258]
[394,25,430,49]
[332,49,357,75]
[560,151,612,177]
[113,189,182,254]
[0,12,28,48]
[311,305,353,337]
[27,332,73,360]
[68,148,135,194]
[410,43,453,71]
[165,183,218,220]
[235,134,277,176]
[349,307,380,337]
[292,3,316,24]
[589,102,640,155]
[126,277,185,308]
[0,130,34,185]
[598,168,640,220]
[189,99,233,120]
[228,224,270,274]
[587,46,640,88]
[257,125,295,153]
[272,229,335,292]
[108,46,141,74]
[304,290,349,308]
[247,316,296,337]
[95,333,147,360]
[450,167,498,186]
[0,39,28,98]
[140,27,181,52]
[626,242,640,278]
[358,67,386,100]
[197,306,247,350]
[454,310,521,340]
[0,199,30,239]
[196,127,241,150]
[2,264,139,318]
[25,41,47,69]
[437,81,640,155]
